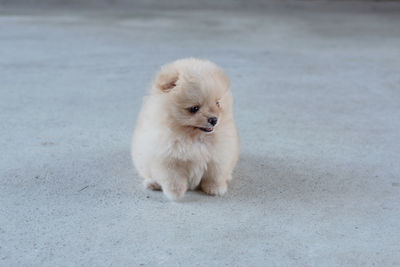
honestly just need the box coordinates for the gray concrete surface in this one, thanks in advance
[1,1,400,266]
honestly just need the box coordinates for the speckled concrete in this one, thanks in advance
[1,1,400,266]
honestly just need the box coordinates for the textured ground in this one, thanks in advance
[1,1,400,266]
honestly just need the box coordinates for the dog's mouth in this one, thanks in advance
[197,127,214,133]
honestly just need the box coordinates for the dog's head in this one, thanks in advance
[152,58,232,134]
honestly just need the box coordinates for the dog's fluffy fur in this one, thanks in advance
[131,58,239,200]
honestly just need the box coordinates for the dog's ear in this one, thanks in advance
[154,65,179,93]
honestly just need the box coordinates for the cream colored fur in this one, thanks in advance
[131,58,239,200]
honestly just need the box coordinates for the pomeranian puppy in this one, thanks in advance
[131,58,239,200]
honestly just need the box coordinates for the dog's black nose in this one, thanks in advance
[208,117,218,126]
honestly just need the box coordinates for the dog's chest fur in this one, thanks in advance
[168,136,214,189]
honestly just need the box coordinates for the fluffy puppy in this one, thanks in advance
[131,58,239,200]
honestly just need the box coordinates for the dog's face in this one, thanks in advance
[153,59,231,134]
[170,80,224,133]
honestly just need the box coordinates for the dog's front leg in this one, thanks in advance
[200,162,229,196]
[153,165,188,200]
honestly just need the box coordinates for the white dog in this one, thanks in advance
[131,58,239,200]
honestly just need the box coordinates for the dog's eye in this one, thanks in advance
[188,105,200,114]
[216,101,220,107]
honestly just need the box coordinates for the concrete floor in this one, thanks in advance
[1,1,400,266]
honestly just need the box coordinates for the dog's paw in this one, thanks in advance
[143,179,161,191]
[201,180,227,196]
[162,182,187,201]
